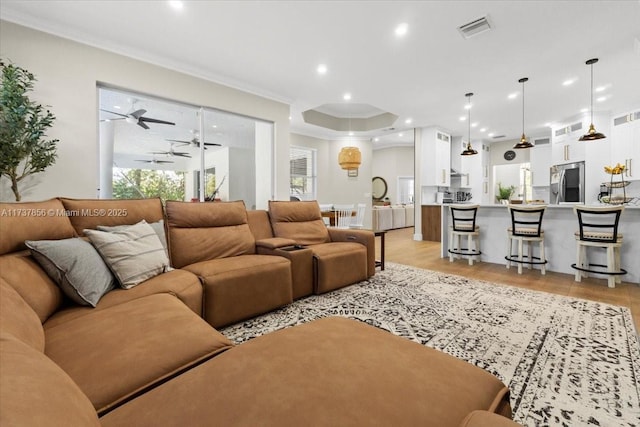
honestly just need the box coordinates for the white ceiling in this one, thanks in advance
[2,1,640,148]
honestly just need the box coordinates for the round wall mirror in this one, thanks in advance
[372,176,388,201]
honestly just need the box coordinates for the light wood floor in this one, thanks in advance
[378,227,640,333]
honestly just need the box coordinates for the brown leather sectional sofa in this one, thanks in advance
[0,198,519,426]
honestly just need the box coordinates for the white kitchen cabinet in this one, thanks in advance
[420,127,450,186]
[610,109,640,181]
[551,119,586,164]
[531,142,552,187]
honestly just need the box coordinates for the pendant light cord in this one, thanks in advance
[468,94,471,144]
[522,80,525,135]
[590,62,594,125]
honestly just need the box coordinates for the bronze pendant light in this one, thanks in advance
[579,58,606,141]
[513,77,534,149]
[461,92,478,156]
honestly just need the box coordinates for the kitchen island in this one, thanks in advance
[425,203,640,284]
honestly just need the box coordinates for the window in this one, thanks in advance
[289,146,316,201]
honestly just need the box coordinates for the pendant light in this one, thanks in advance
[579,58,606,141]
[461,92,478,156]
[513,77,534,149]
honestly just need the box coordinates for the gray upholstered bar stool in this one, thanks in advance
[505,204,548,275]
[448,204,481,265]
[572,205,626,288]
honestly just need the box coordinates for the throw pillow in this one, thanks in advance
[25,238,115,307]
[97,220,168,256]
[84,220,171,289]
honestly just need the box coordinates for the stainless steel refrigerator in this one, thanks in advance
[550,161,585,204]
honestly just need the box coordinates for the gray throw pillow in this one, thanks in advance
[84,220,171,289]
[97,220,168,256]
[25,238,116,307]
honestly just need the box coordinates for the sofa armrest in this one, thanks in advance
[256,245,314,299]
[327,229,375,277]
[255,238,298,250]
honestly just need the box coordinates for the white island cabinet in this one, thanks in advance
[420,127,451,187]
[440,204,640,284]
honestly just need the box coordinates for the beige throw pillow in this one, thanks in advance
[84,220,170,289]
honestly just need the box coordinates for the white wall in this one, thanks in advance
[0,21,290,201]
[372,146,414,205]
[290,133,373,228]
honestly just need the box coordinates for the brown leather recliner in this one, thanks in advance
[268,201,375,294]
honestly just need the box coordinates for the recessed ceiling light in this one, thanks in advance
[404,118,412,124]
[488,132,495,137]
[374,138,379,142]
[595,85,606,92]
[580,108,589,113]
[288,116,292,120]
[113,105,121,110]
[211,124,217,128]
[508,93,518,99]
[596,96,607,102]
[562,79,575,86]
[398,133,404,137]
[544,122,552,127]
[471,122,478,128]
[395,23,408,37]
[459,116,466,121]
[343,93,352,101]
[464,104,472,110]
[317,64,327,75]
[348,131,354,136]
[168,1,184,11]
[480,128,487,132]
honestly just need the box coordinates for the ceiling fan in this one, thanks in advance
[100,108,175,130]
[149,143,191,158]
[166,136,221,149]
[135,157,174,164]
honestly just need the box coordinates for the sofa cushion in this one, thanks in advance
[165,200,256,268]
[0,333,101,427]
[99,317,511,427]
[44,293,233,415]
[0,199,76,255]
[0,253,64,323]
[183,254,292,328]
[59,197,164,236]
[460,410,522,427]
[268,200,330,245]
[311,242,368,293]
[25,238,115,307]
[0,278,45,352]
[44,269,204,328]
[98,219,168,255]
[84,220,170,289]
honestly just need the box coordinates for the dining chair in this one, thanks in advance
[350,203,366,229]
[318,203,333,226]
[333,204,354,229]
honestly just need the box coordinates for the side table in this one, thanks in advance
[374,230,387,271]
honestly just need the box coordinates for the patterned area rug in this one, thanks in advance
[221,263,640,426]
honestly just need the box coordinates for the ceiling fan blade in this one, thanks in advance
[140,117,176,126]
[148,151,169,155]
[173,152,192,158]
[156,160,174,164]
[135,160,152,163]
[130,109,147,119]
[137,121,150,130]
[202,142,222,146]
[100,109,128,118]
[166,139,191,144]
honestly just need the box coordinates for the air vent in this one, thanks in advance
[555,127,569,137]
[570,122,582,132]
[437,131,450,142]
[614,111,640,126]
[458,16,492,39]
[533,137,550,146]
[492,134,505,139]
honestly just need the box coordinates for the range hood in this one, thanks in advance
[450,168,464,177]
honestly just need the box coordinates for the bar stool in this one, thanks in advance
[448,204,481,265]
[505,204,547,275]
[572,205,626,288]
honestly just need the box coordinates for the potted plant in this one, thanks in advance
[496,182,515,204]
[1,60,58,201]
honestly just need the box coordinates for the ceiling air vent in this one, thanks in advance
[458,16,492,39]
[614,111,640,126]
[492,134,505,139]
